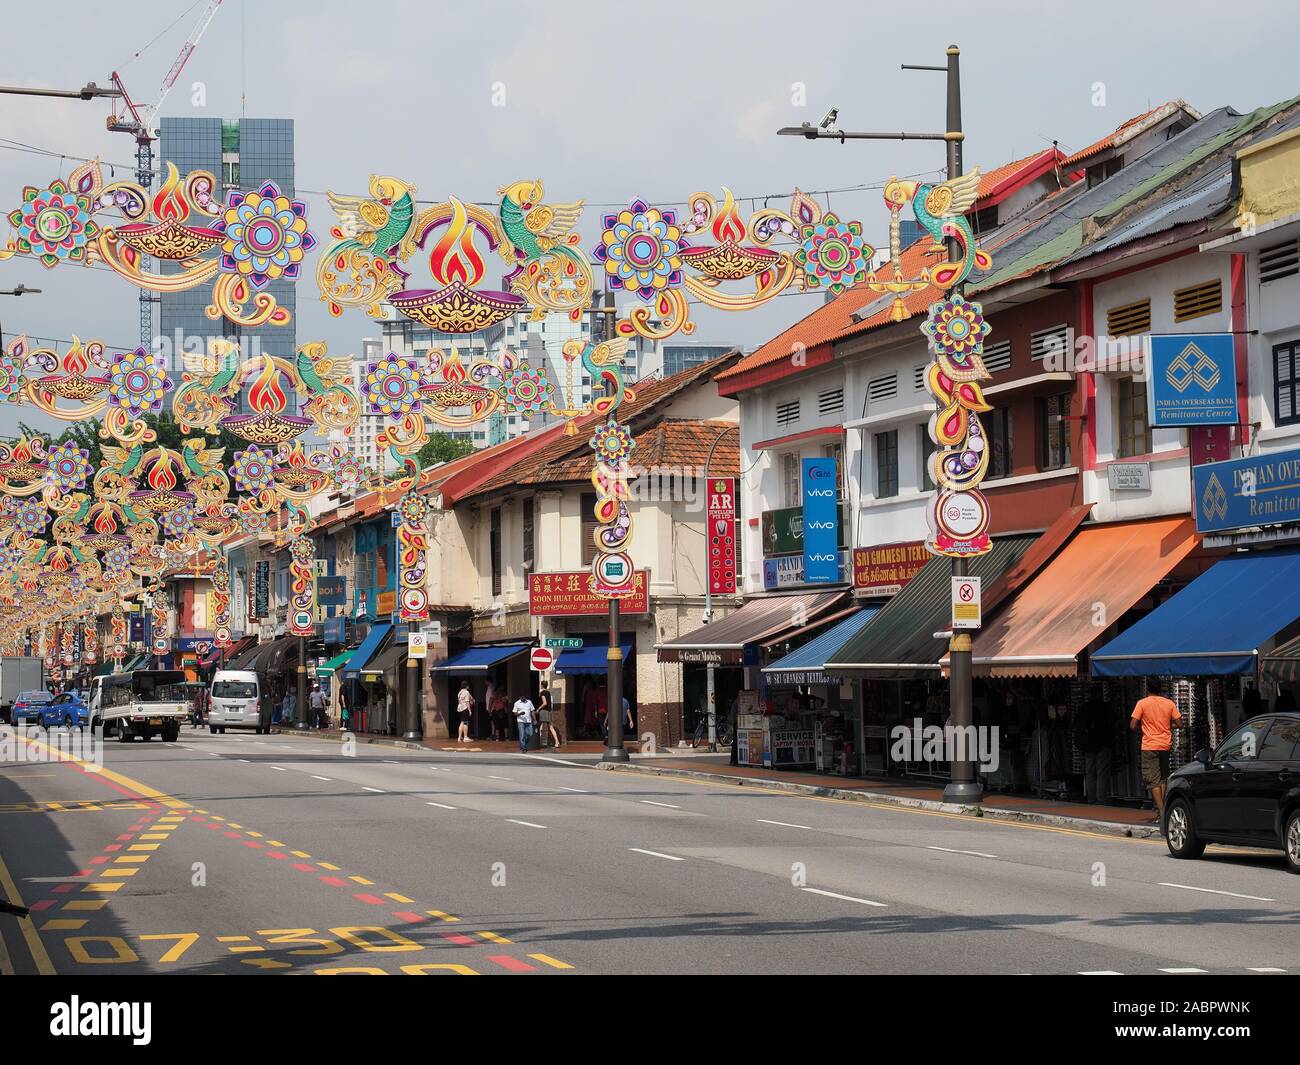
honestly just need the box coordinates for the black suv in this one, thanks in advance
[1164,713,1300,873]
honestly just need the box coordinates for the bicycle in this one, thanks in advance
[691,710,734,749]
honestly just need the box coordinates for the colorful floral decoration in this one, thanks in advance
[210,563,232,649]
[287,535,316,638]
[595,199,687,301]
[218,182,316,290]
[162,504,196,541]
[588,419,636,466]
[14,498,49,537]
[45,444,93,493]
[329,446,369,493]
[3,160,102,267]
[0,345,26,403]
[109,347,173,418]
[231,445,275,494]
[795,212,870,293]
[919,294,991,372]
[363,351,423,419]
[102,543,131,574]
[238,508,274,535]
[396,491,430,623]
[499,361,554,416]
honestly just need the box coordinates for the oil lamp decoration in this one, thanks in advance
[150,589,171,659]
[0,435,51,497]
[396,491,430,623]
[270,440,334,503]
[287,535,316,639]
[82,618,97,668]
[111,605,127,672]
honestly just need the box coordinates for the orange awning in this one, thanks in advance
[948,517,1198,677]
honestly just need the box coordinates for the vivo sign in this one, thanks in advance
[802,457,839,584]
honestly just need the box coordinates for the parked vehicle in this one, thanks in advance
[1164,712,1300,873]
[40,691,89,730]
[1,658,45,724]
[88,670,189,743]
[11,690,53,728]
[207,671,268,733]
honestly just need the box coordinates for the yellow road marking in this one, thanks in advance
[62,900,107,911]
[84,883,123,893]
[41,919,87,931]
[139,833,171,840]
[399,963,477,975]
[384,892,413,903]
[216,935,251,942]
[426,910,459,923]
[0,848,56,974]
[266,840,286,847]
[528,953,574,970]
[291,850,311,858]
[227,823,243,829]
[128,844,159,852]
[319,862,340,871]
[16,734,190,809]
[228,945,265,953]
[100,868,138,878]
[246,831,263,838]
[114,856,149,864]
[349,876,374,885]
[476,931,511,944]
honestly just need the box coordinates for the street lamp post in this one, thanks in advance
[777,45,981,804]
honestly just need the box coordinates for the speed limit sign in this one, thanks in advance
[951,576,982,630]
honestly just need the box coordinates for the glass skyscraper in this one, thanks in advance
[158,117,297,412]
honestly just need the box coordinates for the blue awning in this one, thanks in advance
[343,622,392,678]
[762,607,881,685]
[555,641,634,675]
[427,644,530,673]
[1092,548,1300,677]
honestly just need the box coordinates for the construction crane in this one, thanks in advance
[106,0,225,348]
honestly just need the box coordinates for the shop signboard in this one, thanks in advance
[1107,462,1151,491]
[528,570,650,616]
[376,590,397,615]
[318,575,347,607]
[253,561,270,620]
[769,728,816,768]
[322,616,346,646]
[707,477,736,595]
[761,504,847,557]
[853,540,929,596]
[1192,445,1300,534]
[802,457,839,584]
[762,551,849,590]
[1148,333,1237,427]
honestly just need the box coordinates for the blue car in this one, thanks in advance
[11,690,53,727]
[40,691,89,730]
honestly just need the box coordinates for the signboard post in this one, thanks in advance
[802,457,839,584]
[530,646,555,672]
[707,477,736,595]
[951,576,982,630]
[407,632,428,659]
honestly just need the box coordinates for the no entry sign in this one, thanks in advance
[530,646,555,671]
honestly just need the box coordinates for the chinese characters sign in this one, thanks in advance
[528,570,650,616]
[707,478,736,595]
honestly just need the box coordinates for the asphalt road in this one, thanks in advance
[2,726,1298,976]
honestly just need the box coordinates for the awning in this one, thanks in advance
[948,517,1197,677]
[427,644,530,673]
[121,654,146,672]
[656,591,850,665]
[225,638,262,670]
[1261,633,1300,682]
[343,622,392,678]
[826,534,1038,678]
[361,642,407,678]
[555,641,634,675]
[318,650,354,675]
[1092,547,1300,676]
[260,637,298,677]
[762,607,881,686]
[199,648,221,668]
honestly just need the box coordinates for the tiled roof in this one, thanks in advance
[1060,101,1200,169]
[975,148,1063,203]
[536,419,739,485]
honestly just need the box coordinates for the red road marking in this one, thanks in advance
[438,932,477,947]
[29,899,57,912]
[116,834,133,841]
[104,844,121,852]
[292,863,316,873]
[242,840,264,849]
[87,856,109,865]
[223,831,241,838]
[487,955,536,972]
[392,911,426,923]
[264,851,289,860]
[353,893,385,905]
[206,823,223,831]
[319,876,348,887]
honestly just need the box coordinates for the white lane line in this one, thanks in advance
[207,752,221,757]
[310,775,332,781]
[1079,970,1123,975]
[425,801,457,810]
[639,800,681,809]
[927,845,998,859]
[268,766,287,772]
[362,786,385,793]
[1159,882,1275,902]
[1248,967,1287,973]
[1159,967,1209,974]
[757,818,813,830]
[237,758,250,763]
[522,754,586,767]
[505,819,546,829]
[382,760,399,764]
[488,775,513,781]
[628,848,683,861]
[801,887,887,908]
[558,786,589,794]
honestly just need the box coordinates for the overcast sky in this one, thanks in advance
[1,0,1296,438]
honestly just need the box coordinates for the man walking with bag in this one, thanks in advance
[513,692,535,754]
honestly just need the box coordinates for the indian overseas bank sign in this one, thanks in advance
[1149,333,1237,427]
[1193,446,1300,534]
[802,457,839,584]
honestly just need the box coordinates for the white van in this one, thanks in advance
[208,670,269,734]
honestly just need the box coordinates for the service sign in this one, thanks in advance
[707,477,736,595]
[853,540,929,596]
[529,570,650,616]
[802,458,839,584]
[1149,333,1237,427]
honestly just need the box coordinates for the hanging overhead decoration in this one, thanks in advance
[286,535,316,638]
[395,491,430,623]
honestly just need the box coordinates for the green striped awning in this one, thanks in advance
[318,650,354,675]
[1261,633,1300,683]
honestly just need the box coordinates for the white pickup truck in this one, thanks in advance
[89,669,189,743]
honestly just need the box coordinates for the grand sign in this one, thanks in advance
[529,570,650,616]
[1193,446,1300,534]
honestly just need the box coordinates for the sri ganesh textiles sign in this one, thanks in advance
[853,540,929,595]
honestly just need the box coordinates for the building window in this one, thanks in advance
[1117,378,1152,458]
[986,406,1013,479]
[1038,391,1072,470]
[1274,341,1300,427]
[581,491,598,567]
[781,452,801,508]
[522,497,535,572]
[490,507,502,597]
[776,399,801,427]
[821,441,843,489]
[1173,279,1223,323]
[874,430,898,498]
[1106,298,1151,337]
[917,423,935,489]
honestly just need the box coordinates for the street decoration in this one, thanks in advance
[396,490,430,622]
[287,535,316,638]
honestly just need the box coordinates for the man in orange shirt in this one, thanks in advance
[1130,677,1182,824]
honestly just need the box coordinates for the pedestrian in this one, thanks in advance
[340,683,352,734]
[1082,691,1111,804]
[1130,677,1182,826]
[280,691,293,727]
[491,689,509,741]
[621,694,635,737]
[455,681,473,744]
[537,681,560,749]
[309,683,326,729]
[512,692,535,753]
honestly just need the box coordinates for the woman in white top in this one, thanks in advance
[456,682,474,743]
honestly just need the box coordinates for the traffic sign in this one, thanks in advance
[408,632,428,659]
[530,646,555,671]
[951,575,982,630]
[544,637,584,650]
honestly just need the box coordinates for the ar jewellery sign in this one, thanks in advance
[1149,333,1237,427]
[1193,445,1300,534]
[802,457,839,584]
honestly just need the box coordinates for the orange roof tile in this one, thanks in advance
[524,419,739,486]
[1060,101,1200,169]
[975,149,1059,202]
